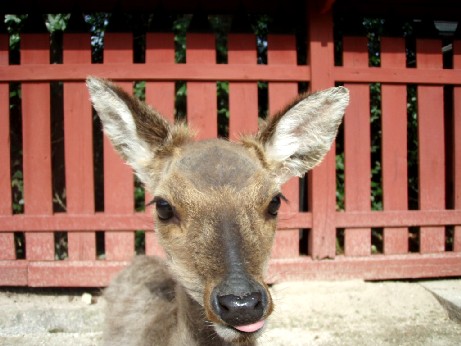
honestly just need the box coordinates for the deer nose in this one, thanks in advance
[211,288,266,329]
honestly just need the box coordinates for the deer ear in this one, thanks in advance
[259,86,349,184]
[86,77,173,185]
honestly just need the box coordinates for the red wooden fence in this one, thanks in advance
[1,5,461,286]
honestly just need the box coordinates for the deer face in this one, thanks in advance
[87,77,349,343]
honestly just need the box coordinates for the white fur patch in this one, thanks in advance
[265,86,349,183]
[87,77,153,184]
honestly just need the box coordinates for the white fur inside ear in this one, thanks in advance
[87,78,153,184]
[265,86,349,181]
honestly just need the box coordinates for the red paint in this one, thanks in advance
[186,34,217,140]
[381,38,409,255]
[21,34,55,261]
[228,34,258,141]
[417,40,445,254]
[145,33,176,123]
[307,3,337,259]
[63,34,96,261]
[343,37,371,257]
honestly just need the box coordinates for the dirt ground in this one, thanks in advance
[0,280,460,346]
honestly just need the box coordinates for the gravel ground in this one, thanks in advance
[1,280,460,346]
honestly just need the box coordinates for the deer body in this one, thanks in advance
[87,77,349,346]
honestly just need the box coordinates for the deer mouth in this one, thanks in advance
[212,318,267,343]
[233,319,266,333]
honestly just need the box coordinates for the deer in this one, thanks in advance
[86,77,349,346]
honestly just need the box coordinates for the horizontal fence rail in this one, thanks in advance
[1,7,461,286]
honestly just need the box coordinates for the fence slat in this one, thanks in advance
[0,34,15,260]
[63,34,96,260]
[21,34,54,261]
[144,33,175,257]
[103,33,135,260]
[187,34,217,140]
[343,37,371,256]
[381,37,409,254]
[417,39,445,253]
[307,4,337,259]
[145,33,176,122]
[268,35,299,259]
[454,40,461,253]
[228,34,258,141]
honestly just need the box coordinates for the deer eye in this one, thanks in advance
[154,198,174,221]
[267,194,283,216]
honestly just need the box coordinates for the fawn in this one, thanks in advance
[87,77,349,345]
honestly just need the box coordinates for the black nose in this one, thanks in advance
[212,286,266,327]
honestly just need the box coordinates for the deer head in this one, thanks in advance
[87,77,349,343]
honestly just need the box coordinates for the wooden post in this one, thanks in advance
[0,34,15,260]
[186,33,217,140]
[381,37,409,254]
[63,33,96,260]
[307,1,337,259]
[453,40,461,252]
[228,34,258,141]
[343,37,371,256]
[417,39,445,253]
[22,34,55,261]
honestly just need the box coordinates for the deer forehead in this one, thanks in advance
[155,140,278,209]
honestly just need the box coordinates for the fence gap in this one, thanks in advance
[135,230,146,255]
[50,80,66,213]
[258,82,268,119]
[407,85,419,210]
[93,109,105,212]
[336,122,345,211]
[217,81,229,138]
[370,83,383,211]
[444,85,454,210]
[86,13,111,64]
[10,82,24,214]
[299,229,309,256]
[371,228,384,254]
[336,228,345,255]
[209,15,230,64]
[133,81,146,213]
[409,227,420,252]
[255,26,268,65]
[446,226,454,251]
[14,232,26,259]
[175,81,187,122]
[134,31,146,64]
[174,15,191,64]
[54,231,68,260]
[96,231,105,259]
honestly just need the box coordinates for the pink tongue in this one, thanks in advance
[234,320,265,333]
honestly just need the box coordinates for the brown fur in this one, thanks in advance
[87,77,349,346]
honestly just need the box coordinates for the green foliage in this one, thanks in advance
[4,14,28,49]
[11,169,24,213]
[45,14,71,32]
[135,230,145,255]
[173,15,192,64]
